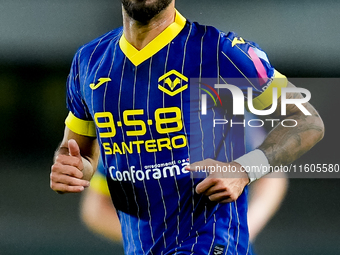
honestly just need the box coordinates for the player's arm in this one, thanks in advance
[247,172,288,241]
[187,82,324,203]
[81,188,123,242]
[80,156,122,242]
[50,126,99,193]
[258,81,324,167]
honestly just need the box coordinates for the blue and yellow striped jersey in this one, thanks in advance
[65,10,286,255]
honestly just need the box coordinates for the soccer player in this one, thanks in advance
[50,0,324,254]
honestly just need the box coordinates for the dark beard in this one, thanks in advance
[122,0,173,24]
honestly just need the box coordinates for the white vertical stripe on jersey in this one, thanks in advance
[218,75,230,165]
[230,128,242,255]
[207,211,218,255]
[224,203,233,255]
[104,41,132,248]
[198,25,209,228]
[245,240,250,255]
[90,34,119,152]
[180,23,192,160]
[198,26,207,162]
[96,34,119,167]
[147,56,168,251]
[231,137,234,161]
[221,51,257,90]
[198,26,214,252]
[131,67,146,255]
[133,63,156,253]
[231,137,241,254]
[75,47,89,119]
[163,43,173,247]
[118,56,138,255]
[197,25,208,231]
[174,23,193,253]
[234,200,241,255]
[91,35,116,128]
[161,39,182,249]
[102,46,127,243]
[217,32,221,86]
[82,33,112,116]
[86,32,115,114]
[190,231,200,255]
[177,22,195,242]
[93,34,119,82]
[206,29,222,253]
[211,31,221,160]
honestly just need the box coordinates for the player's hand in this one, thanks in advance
[186,159,250,203]
[50,139,90,194]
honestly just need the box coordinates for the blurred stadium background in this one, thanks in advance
[0,0,339,254]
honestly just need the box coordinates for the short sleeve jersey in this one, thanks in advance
[65,10,287,255]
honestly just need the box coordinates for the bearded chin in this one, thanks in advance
[122,0,173,24]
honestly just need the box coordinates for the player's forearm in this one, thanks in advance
[258,104,324,167]
[247,175,288,241]
[81,190,123,242]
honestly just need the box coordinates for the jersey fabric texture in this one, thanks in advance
[65,10,287,255]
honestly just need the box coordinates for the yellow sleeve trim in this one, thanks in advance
[119,9,186,66]
[90,173,110,196]
[252,70,288,110]
[65,112,97,137]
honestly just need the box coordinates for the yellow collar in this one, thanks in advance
[119,10,186,66]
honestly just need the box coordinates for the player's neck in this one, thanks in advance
[122,3,176,51]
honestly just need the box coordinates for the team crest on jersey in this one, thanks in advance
[158,70,188,96]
